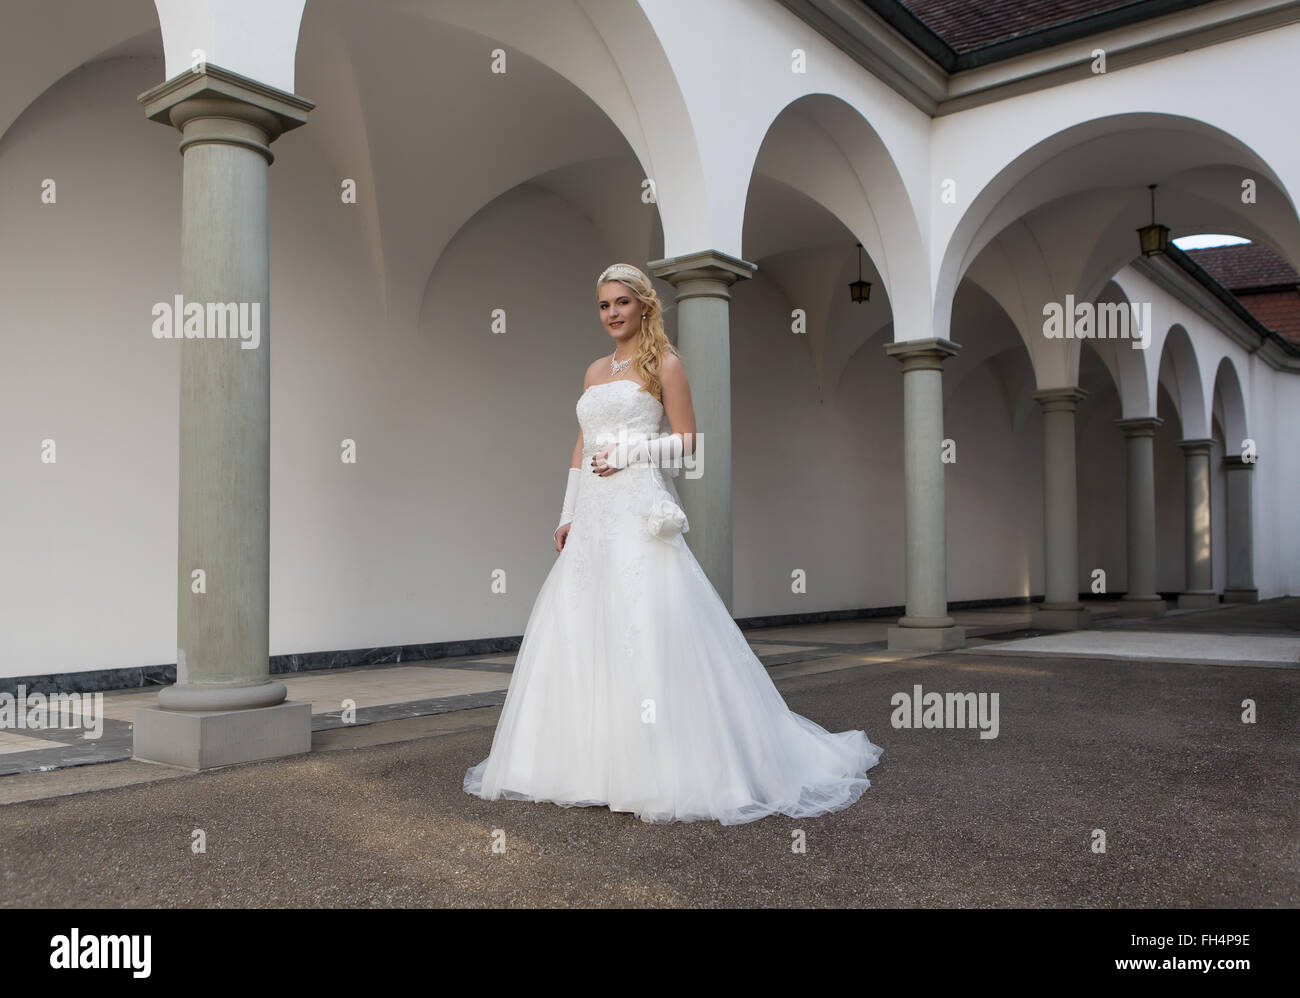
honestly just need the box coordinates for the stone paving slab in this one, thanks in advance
[0,634,888,777]
[1096,598,1300,634]
[1,601,1291,779]
[959,630,1300,668]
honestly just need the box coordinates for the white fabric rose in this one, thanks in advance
[647,496,687,539]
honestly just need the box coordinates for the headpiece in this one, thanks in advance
[598,263,645,286]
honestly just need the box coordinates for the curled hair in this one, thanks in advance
[596,263,678,402]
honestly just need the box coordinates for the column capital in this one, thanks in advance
[138,64,314,164]
[1032,386,1088,412]
[1223,454,1258,469]
[884,337,960,372]
[1115,415,1163,437]
[647,250,756,300]
[1178,438,1215,455]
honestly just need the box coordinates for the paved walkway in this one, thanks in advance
[0,601,1087,779]
[0,598,1296,906]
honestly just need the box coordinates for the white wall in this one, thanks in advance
[3,5,1298,683]
[0,55,1056,680]
[1,56,182,681]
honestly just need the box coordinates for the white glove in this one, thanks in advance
[607,432,686,471]
[554,467,581,541]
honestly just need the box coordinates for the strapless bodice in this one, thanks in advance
[576,379,666,462]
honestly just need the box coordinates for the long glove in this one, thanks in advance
[554,467,581,541]
[606,431,687,471]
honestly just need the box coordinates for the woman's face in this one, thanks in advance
[597,281,643,343]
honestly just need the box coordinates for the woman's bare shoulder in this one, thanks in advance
[660,350,688,386]
[582,355,608,391]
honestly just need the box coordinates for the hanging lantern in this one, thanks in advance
[1137,183,1170,256]
[849,241,872,302]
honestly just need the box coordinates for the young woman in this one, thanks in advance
[463,263,882,825]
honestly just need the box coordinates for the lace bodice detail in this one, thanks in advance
[565,378,697,596]
[577,379,666,460]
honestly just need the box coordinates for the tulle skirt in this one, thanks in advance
[463,467,882,825]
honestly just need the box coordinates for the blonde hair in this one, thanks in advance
[596,263,678,402]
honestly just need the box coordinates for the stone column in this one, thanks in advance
[133,66,314,770]
[1223,455,1259,603]
[883,338,965,651]
[1114,417,1166,616]
[1177,438,1217,609]
[647,250,755,612]
[1032,388,1091,630]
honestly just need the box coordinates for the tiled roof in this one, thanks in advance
[1177,243,1300,346]
[1231,291,1300,345]
[1183,243,1300,291]
[900,0,1138,52]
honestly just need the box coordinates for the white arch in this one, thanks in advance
[0,0,160,145]
[934,109,1300,344]
[633,0,934,287]
[739,93,929,401]
[1083,280,1153,418]
[279,0,710,331]
[1212,357,1251,454]
[402,0,707,257]
[1156,324,1209,438]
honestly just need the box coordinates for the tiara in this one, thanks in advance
[599,263,644,284]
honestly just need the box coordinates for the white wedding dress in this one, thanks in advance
[463,378,882,825]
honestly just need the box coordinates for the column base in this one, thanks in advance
[1223,588,1259,604]
[887,624,966,651]
[1115,596,1167,617]
[159,679,287,712]
[1032,604,1093,630]
[1176,591,1219,610]
[133,700,312,771]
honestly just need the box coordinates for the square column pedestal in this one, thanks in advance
[134,701,312,771]
[886,623,968,651]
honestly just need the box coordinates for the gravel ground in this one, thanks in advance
[2,620,1296,908]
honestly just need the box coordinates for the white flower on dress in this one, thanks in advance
[647,496,686,540]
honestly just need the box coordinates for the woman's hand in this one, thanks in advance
[591,443,621,477]
[554,522,571,552]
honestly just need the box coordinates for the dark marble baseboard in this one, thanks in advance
[2,594,1048,697]
[732,593,1038,631]
[1,634,526,698]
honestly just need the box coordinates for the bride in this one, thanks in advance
[463,262,882,825]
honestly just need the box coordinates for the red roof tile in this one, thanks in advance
[1234,291,1300,345]
[1184,243,1300,291]
[900,0,1144,52]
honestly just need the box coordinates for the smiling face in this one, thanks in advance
[597,280,644,347]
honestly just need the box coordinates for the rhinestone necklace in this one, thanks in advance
[610,353,634,375]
